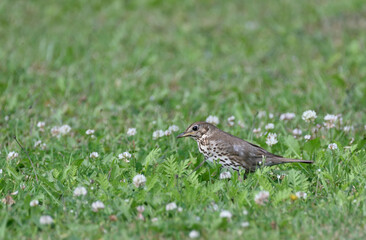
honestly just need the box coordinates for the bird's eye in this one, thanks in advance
[192,126,198,131]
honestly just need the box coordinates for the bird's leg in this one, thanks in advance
[236,169,247,182]
[235,169,248,182]
[242,170,249,180]
[190,159,206,174]
[238,175,244,182]
[210,160,222,179]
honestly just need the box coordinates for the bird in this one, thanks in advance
[177,121,313,172]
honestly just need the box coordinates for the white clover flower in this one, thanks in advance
[0,169,2,175]
[269,113,274,119]
[34,140,42,147]
[164,130,172,136]
[37,121,45,131]
[30,199,39,207]
[133,174,146,188]
[91,201,105,212]
[265,123,274,130]
[118,152,131,162]
[257,111,266,119]
[178,207,183,212]
[266,133,278,146]
[302,110,317,122]
[253,128,261,134]
[304,135,311,141]
[73,186,87,197]
[137,212,144,221]
[1,196,15,205]
[238,120,245,128]
[336,114,343,124]
[86,129,95,135]
[122,152,132,159]
[219,210,232,219]
[4,116,9,121]
[227,116,235,126]
[156,130,165,138]
[280,112,296,121]
[328,143,338,150]
[323,122,334,130]
[292,128,302,136]
[343,126,354,132]
[254,191,270,205]
[166,202,177,211]
[89,152,99,159]
[11,191,18,195]
[189,230,200,239]
[127,128,137,136]
[206,115,220,125]
[242,209,248,215]
[37,121,45,128]
[7,151,19,161]
[241,221,250,228]
[137,205,145,213]
[51,126,60,137]
[152,130,165,139]
[59,125,71,135]
[40,215,54,225]
[220,171,231,179]
[295,191,307,199]
[34,140,47,150]
[211,202,219,211]
[324,114,337,122]
[168,125,179,132]
[151,217,158,222]
[51,125,71,137]
[323,114,338,129]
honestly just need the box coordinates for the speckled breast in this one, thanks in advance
[196,140,240,171]
[197,140,218,163]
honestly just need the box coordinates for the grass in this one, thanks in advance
[1,0,366,239]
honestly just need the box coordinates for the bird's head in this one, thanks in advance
[177,121,216,141]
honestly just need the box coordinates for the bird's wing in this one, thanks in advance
[218,136,281,171]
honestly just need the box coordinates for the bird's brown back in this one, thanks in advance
[205,126,312,171]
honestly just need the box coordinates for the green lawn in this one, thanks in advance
[1,0,366,239]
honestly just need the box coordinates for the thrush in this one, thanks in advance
[177,121,313,172]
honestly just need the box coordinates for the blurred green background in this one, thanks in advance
[1,0,365,129]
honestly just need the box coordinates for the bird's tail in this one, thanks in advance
[262,157,313,167]
[277,158,313,164]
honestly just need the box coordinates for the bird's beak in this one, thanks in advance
[177,132,191,138]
